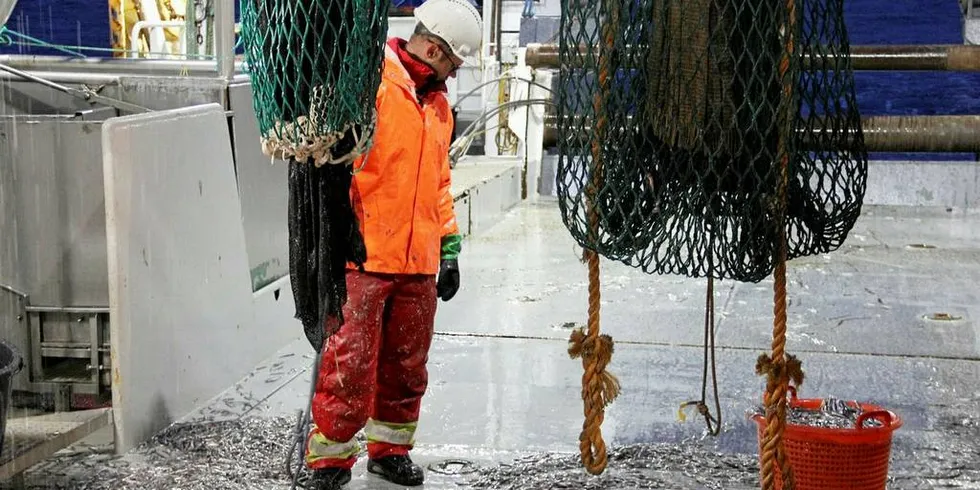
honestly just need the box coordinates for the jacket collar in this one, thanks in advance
[384,38,448,97]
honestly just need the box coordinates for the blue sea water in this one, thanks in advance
[2,0,978,160]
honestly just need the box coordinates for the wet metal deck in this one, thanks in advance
[13,200,980,489]
[183,200,980,489]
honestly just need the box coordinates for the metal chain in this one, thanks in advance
[192,0,209,47]
[203,0,214,51]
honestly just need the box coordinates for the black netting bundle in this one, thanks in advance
[287,164,367,351]
[555,0,867,283]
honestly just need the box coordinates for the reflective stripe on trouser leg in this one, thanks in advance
[365,418,417,446]
[305,428,360,467]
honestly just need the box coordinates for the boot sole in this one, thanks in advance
[308,470,351,489]
[338,472,352,487]
[366,461,424,487]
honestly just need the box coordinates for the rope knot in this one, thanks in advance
[755,353,805,388]
[568,327,621,408]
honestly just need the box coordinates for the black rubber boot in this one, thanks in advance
[309,467,352,490]
[367,455,425,486]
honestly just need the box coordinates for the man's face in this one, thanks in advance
[422,36,463,81]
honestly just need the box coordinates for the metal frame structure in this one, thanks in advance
[0,2,290,478]
[0,2,248,412]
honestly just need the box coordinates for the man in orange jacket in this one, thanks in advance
[303,1,483,488]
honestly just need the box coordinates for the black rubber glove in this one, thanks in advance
[436,259,460,302]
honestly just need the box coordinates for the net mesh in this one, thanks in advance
[241,0,388,348]
[241,0,389,165]
[555,0,867,283]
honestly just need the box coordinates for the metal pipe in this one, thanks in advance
[523,43,559,68]
[0,63,90,96]
[0,71,124,85]
[542,115,980,153]
[137,0,166,55]
[524,43,980,71]
[0,55,246,76]
[0,70,248,86]
[861,115,980,153]
[213,0,236,80]
[849,45,980,71]
[0,283,29,300]
[0,62,152,113]
[24,306,109,314]
[129,20,187,58]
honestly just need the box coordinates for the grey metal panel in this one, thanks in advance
[966,18,980,45]
[451,159,524,237]
[504,165,523,211]
[0,114,28,391]
[864,160,980,209]
[0,73,231,117]
[538,154,558,197]
[0,115,110,307]
[0,74,226,116]
[0,80,122,116]
[102,103,296,453]
[0,122,20,292]
[470,172,506,236]
[0,291,30,392]
[519,16,561,45]
[227,83,289,291]
[454,194,472,238]
[117,77,227,111]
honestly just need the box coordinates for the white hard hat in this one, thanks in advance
[414,0,483,65]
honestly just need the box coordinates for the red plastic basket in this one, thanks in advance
[752,387,902,490]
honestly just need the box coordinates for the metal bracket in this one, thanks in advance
[54,383,73,413]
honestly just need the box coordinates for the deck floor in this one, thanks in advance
[9,199,980,489]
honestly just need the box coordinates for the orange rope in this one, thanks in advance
[759,259,796,490]
[758,0,801,488]
[568,254,620,475]
[566,0,620,475]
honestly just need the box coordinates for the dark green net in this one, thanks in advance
[241,0,389,165]
[555,0,868,283]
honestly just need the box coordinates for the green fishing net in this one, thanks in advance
[555,0,868,283]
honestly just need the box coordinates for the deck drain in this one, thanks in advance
[906,243,937,249]
[428,458,478,475]
[924,312,963,321]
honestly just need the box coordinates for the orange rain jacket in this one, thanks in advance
[349,43,460,276]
